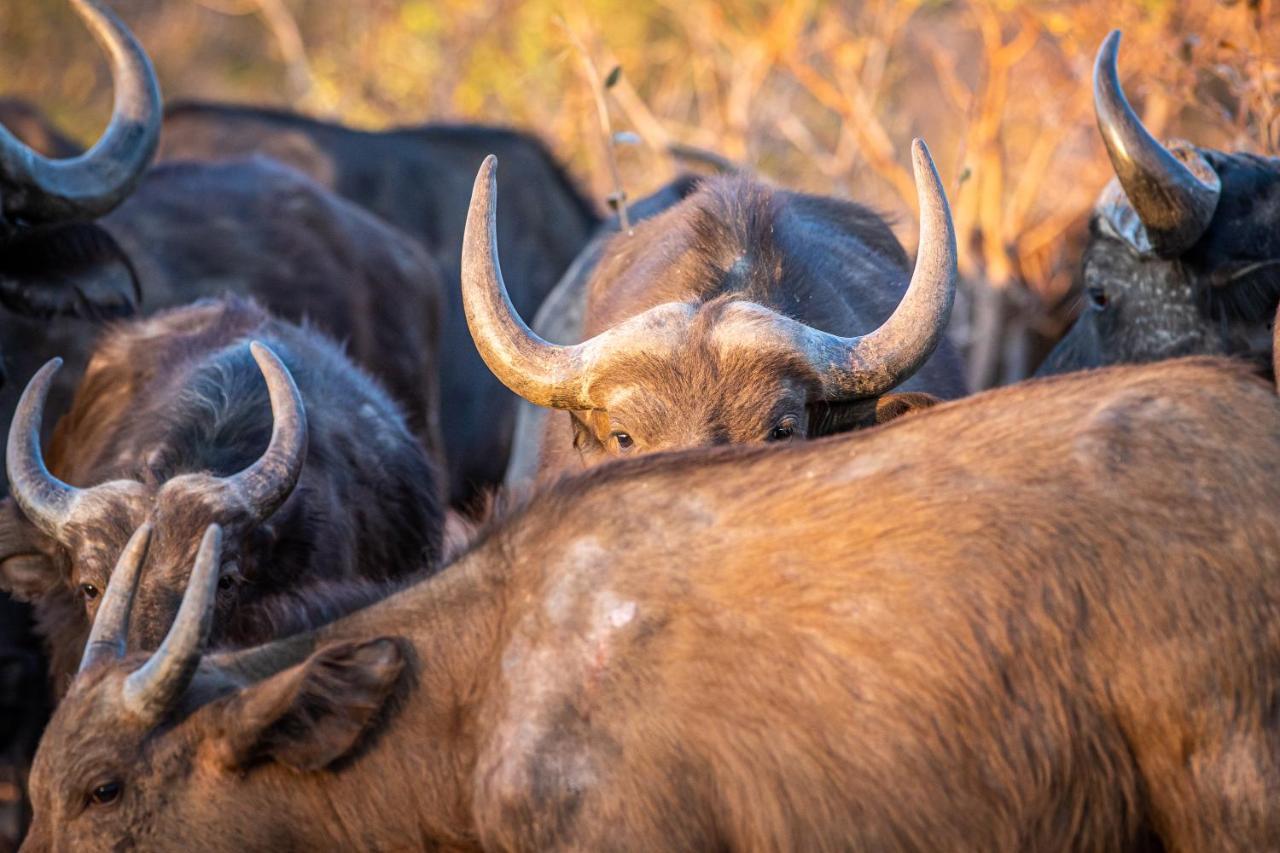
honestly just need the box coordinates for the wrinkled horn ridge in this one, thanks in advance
[461,155,592,409]
[6,358,82,539]
[79,523,152,673]
[225,342,309,524]
[1093,29,1219,256]
[0,0,161,225]
[122,524,222,721]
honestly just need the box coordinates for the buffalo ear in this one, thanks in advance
[0,499,58,601]
[217,638,404,773]
[809,392,943,435]
[0,222,141,320]
[872,392,942,424]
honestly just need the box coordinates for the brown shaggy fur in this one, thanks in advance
[21,355,1280,851]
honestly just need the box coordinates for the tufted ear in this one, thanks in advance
[216,638,404,773]
[0,222,141,321]
[872,392,942,424]
[0,498,58,602]
[810,392,943,436]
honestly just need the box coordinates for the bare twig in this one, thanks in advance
[559,18,632,233]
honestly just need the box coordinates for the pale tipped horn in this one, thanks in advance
[461,155,594,409]
[5,358,82,540]
[122,524,221,721]
[223,342,308,524]
[785,138,957,399]
[1093,30,1219,256]
[78,523,151,673]
[0,0,161,226]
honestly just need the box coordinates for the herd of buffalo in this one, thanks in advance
[1,1,1279,849]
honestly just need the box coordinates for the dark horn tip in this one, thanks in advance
[1096,30,1122,79]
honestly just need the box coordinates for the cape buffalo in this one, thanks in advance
[0,0,447,496]
[1038,30,1280,376]
[503,176,705,487]
[2,297,442,691]
[467,140,966,481]
[21,351,1280,850]
[159,102,601,504]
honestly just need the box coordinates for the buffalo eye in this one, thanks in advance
[611,431,634,451]
[87,780,122,807]
[1086,285,1109,310]
[80,583,100,602]
[767,418,798,442]
[218,561,243,592]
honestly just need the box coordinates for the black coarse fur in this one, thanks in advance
[0,157,447,496]
[160,102,601,504]
[25,297,442,684]
[0,590,47,846]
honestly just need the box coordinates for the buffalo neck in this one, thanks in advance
[208,546,515,849]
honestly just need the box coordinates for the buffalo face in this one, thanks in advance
[24,531,402,853]
[1,344,307,668]
[463,142,956,468]
[1039,32,1280,376]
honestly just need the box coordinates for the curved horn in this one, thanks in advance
[5,358,82,539]
[791,139,956,399]
[0,0,161,225]
[1093,30,1219,256]
[78,523,151,673]
[122,524,220,722]
[461,155,593,409]
[223,342,308,524]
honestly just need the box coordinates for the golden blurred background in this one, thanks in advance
[1,0,1276,384]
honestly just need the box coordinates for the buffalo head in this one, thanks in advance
[3,343,307,656]
[462,140,955,463]
[0,0,160,375]
[22,526,402,852]
[1039,31,1280,375]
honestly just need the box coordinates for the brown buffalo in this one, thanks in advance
[1,297,442,691]
[20,350,1280,850]
[465,140,966,482]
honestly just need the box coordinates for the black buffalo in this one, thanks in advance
[0,3,448,495]
[3,297,442,688]
[1038,31,1280,376]
[160,102,601,504]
